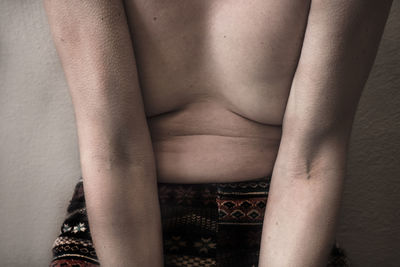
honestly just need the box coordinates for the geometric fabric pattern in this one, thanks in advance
[50,176,350,267]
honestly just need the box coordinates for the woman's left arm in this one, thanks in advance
[258,1,393,266]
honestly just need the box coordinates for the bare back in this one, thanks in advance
[123,0,311,183]
[44,1,393,265]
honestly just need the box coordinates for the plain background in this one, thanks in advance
[0,1,399,266]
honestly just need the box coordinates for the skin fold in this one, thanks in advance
[43,0,393,266]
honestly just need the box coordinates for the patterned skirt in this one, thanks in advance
[50,176,350,267]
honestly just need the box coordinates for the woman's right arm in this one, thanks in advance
[43,1,164,266]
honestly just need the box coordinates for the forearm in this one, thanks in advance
[76,83,164,267]
[81,156,163,267]
[43,1,164,265]
[258,130,349,267]
[258,1,393,265]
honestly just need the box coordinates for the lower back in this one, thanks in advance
[148,99,282,183]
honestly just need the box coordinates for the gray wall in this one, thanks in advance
[0,1,399,266]
[337,1,400,264]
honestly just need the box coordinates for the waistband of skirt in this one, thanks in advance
[156,175,272,206]
[76,175,272,201]
[77,175,272,186]
[157,175,271,185]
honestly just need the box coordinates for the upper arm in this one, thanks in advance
[275,0,393,172]
[283,0,393,141]
[43,0,151,165]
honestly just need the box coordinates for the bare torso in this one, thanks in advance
[123,0,311,183]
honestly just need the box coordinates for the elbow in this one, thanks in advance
[275,119,352,177]
[281,120,352,155]
[281,111,355,147]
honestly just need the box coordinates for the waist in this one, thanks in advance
[153,134,280,183]
[147,100,282,183]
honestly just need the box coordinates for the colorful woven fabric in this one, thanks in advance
[50,176,350,267]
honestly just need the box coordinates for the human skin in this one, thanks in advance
[44,1,164,266]
[43,0,393,266]
[258,1,393,266]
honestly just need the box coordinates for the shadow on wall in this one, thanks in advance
[338,1,400,266]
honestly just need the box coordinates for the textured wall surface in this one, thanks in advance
[337,1,400,265]
[0,1,399,266]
